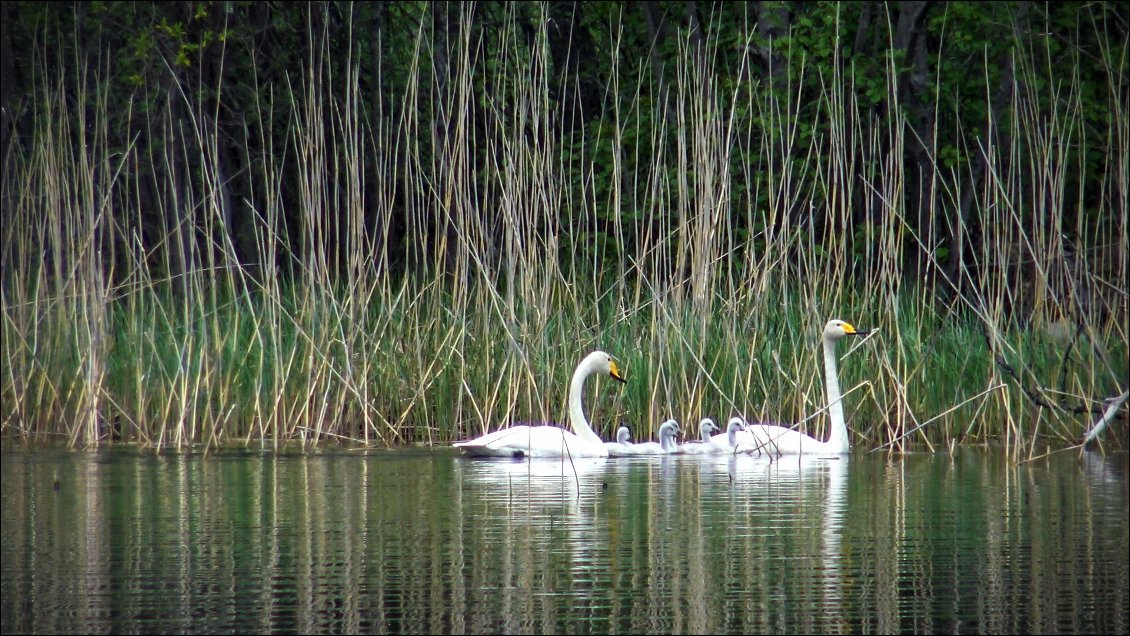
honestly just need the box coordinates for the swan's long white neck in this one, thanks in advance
[727,422,743,447]
[822,334,849,453]
[699,421,714,443]
[568,356,606,446]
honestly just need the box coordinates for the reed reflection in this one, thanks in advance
[2,449,1126,635]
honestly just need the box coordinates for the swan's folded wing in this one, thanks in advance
[453,426,525,449]
[454,425,609,458]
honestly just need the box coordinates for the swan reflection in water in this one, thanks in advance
[693,452,849,564]
[454,455,613,582]
[455,450,850,627]
[455,455,612,526]
[457,456,611,496]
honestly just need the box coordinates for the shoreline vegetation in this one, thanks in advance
[1,3,1126,455]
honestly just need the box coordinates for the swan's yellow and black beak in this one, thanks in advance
[843,322,871,336]
[609,360,627,384]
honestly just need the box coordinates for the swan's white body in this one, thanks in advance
[607,420,681,456]
[453,351,626,458]
[736,320,866,456]
[604,425,634,455]
[707,417,748,451]
[679,419,722,454]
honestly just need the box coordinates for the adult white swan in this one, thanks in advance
[736,319,868,456]
[607,419,681,456]
[453,350,626,458]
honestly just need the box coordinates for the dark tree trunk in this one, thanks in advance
[891,1,934,283]
[0,2,19,278]
[642,1,672,123]
[752,1,791,89]
[944,2,1029,308]
[424,0,460,277]
[546,1,600,134]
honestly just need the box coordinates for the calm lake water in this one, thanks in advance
[2,446,1127,635]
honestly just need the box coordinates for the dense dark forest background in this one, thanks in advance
[2,2,1125,318]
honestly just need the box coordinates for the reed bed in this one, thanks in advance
[1,3,1126,455]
